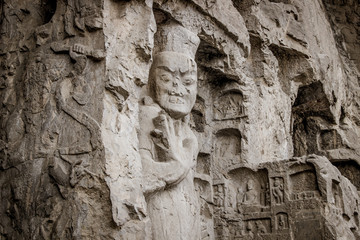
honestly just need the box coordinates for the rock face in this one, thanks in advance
[0,0,359,239]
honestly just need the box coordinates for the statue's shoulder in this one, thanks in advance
[139,96,161,121]
[139,97,161,150]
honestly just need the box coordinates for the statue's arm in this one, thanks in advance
[140,148,189,195]
[273,188,279,197]
[139,105,195,195]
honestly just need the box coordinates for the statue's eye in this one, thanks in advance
[160,75,171,82]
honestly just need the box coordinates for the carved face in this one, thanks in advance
[150,52,197,119]
[274,178,281,186]
[247,179,254,190]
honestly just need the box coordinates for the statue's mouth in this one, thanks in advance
[169,96,184,104]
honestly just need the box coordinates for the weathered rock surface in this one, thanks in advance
[0,0,359,239]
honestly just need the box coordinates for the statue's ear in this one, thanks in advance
[142,96,154,106]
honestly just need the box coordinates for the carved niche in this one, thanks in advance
[276,212,289,231]
[333,160,360,190]
[228,167,270,210]
[271,177,285,205]
[214,184,225,208]
[214,128,242,165]
[290,166,318,193]
[244,218,271,236]
[197,153,211,176]
[214,90,246,120]
[332,180,343,209]
[319,129,344,150]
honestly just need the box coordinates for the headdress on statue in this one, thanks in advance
[153,22,200,60]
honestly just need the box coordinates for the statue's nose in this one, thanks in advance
[171,79,185,97]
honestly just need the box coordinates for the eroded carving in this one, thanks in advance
[214,129,242,166]
[64,0,102,36]
[214,184,225,207]
[196,153,211,175]
[229,168,269,209]
[139,23,201,239]
[236,187,243,212]
[216,156,360,240]
[214,91,245,120]
[320,129,344,150]
[242,179,258,205]
[261,181,271,206]
[332,181,343,209]
[276,212,289,230]
[245,219,271,236]
[290,168,318,193]
[272,177,284,204]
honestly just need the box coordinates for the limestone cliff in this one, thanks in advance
[0,0,359,239]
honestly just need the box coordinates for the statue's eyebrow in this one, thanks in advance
[179,67,190,74]
[182,69,196,75]
[157,66,175,73]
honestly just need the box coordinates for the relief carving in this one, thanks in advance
[229,168,269,211]
[272,177,284,204]
[276,212,289,230]
[24,40,105,192]
[236,187,243,212]
[64,0,103,36]
[245,219,271,237]
[139,23,201,239]
[214,129,241,164]
[214,184,225,207]
[228,222,243,239]
[220,158,355,240]
[242,179,258,205]
[196,153,211,175]
[53,43,103,151]
[332,181,343,209]
[290,169,318,193]
[255,220,267,234]
[214,91,245,120]
[260,181,271,206]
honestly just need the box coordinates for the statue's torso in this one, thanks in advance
[139,102,200,240]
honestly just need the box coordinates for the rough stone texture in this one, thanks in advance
[0,0,359,239]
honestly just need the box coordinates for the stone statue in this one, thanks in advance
[242,179,258,205]
[333,184,342,208]
[139,23,201,240]
[236,187,243,212]
[272,177,284,204]
[277,214,286,230]
[256,220,267,234]
[215,185,225,207]
[246,221,255,238]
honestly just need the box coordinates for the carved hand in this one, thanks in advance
[151,112,184,164]
[71,43,87,56]
[140,108,197,194]
[69,44,87,74]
